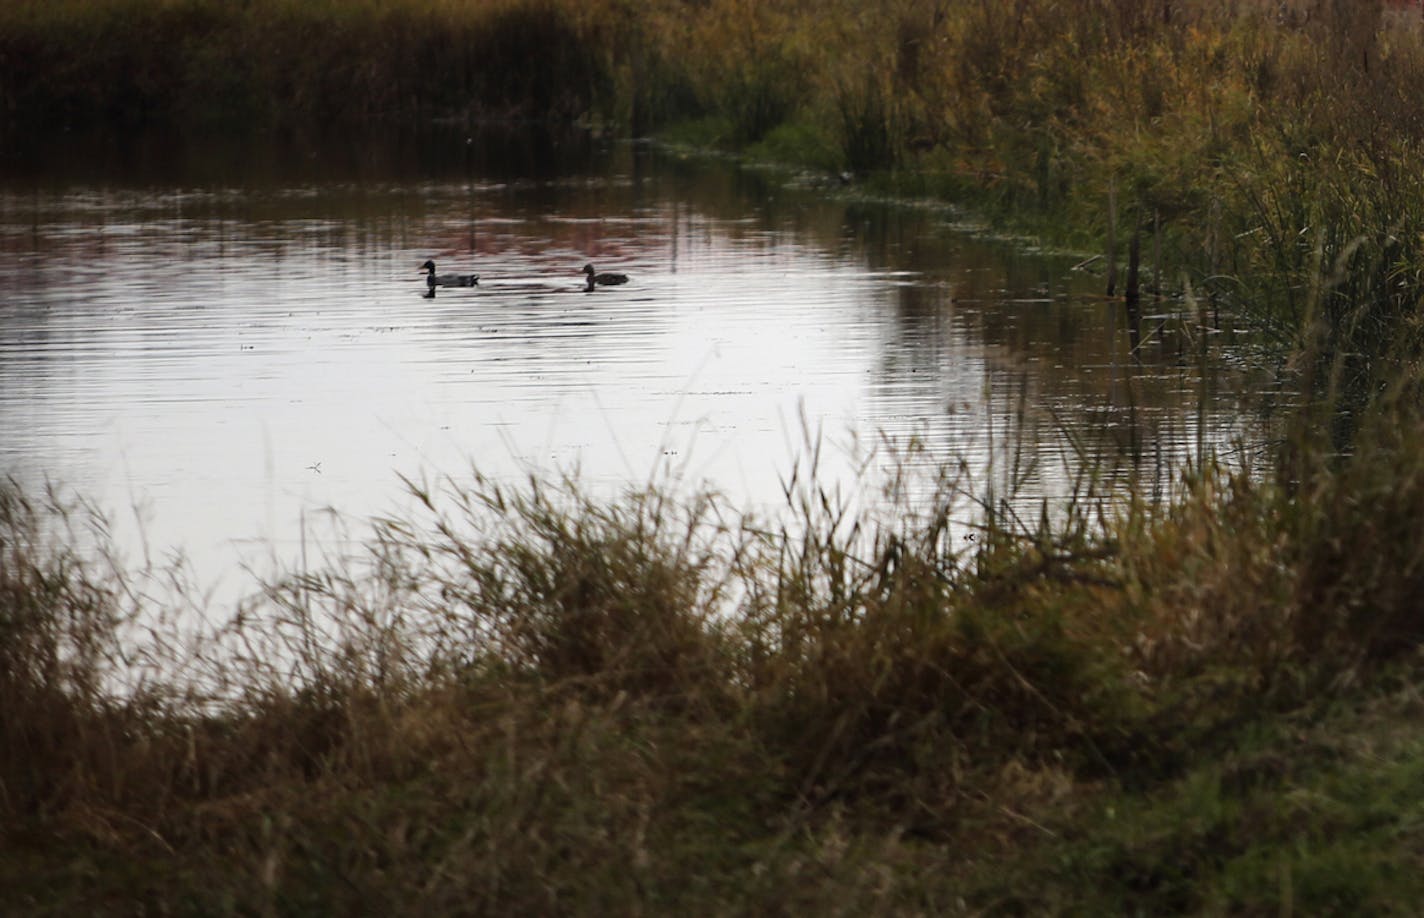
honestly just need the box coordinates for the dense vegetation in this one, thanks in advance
[7,0,1424,912]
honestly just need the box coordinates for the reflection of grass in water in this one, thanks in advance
[9,411,1424,912]
[0,0,604,128]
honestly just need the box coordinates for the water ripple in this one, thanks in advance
[0,154,1277,595]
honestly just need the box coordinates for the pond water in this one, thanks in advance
[0,128,1278,599]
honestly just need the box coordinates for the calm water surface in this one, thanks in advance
[0,130,1278,596]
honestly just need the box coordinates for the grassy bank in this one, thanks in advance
[8,424,1424,913]
[9,0,1424,912]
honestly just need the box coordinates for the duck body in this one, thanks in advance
[583,263,629,290]
[421,260,479,288]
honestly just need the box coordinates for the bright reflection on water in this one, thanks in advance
[0,130,1278,597]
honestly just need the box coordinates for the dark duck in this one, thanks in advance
[421,260,479,289]
[583,263,629,291]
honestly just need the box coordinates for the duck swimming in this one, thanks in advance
[583,263,629,291]
[421,260,479,289]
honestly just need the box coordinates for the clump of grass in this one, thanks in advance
[726,455,1133,824]
[369,472,738,709]
[0,484,194,829]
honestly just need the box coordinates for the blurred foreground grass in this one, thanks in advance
[7,424,1424,913]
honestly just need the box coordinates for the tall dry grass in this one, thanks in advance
[9,415,1424,910]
